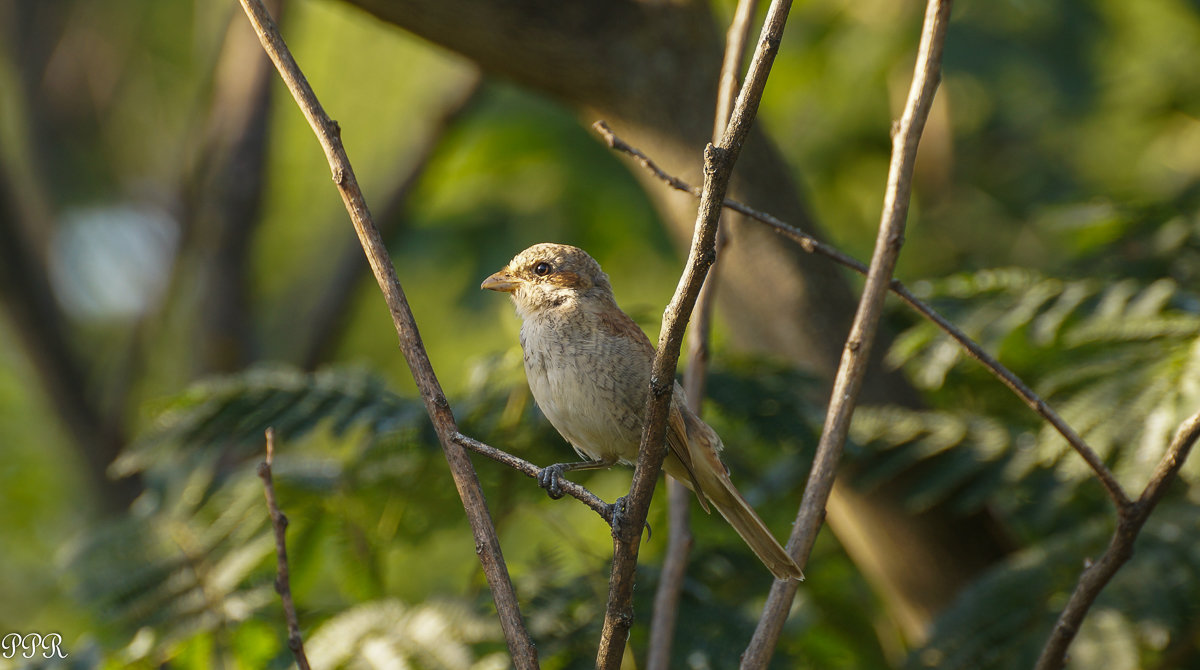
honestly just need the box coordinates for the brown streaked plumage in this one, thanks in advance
[482,242,804,581]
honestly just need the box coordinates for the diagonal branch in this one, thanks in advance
[596,14,1177,665]
[592,123,1132,509]
[647,2,760,668]
[452,433,615,524]
[742,0,954,665]
[1034,409,1200,670]
[596,0,796,667]
[602,104,1187,670]
[234,1,538,666]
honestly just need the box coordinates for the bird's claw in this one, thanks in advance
[608,496,627,536]
[606,496,651,539]
[537,464,567,500]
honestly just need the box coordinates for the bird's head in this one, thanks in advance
[481,243,615,317]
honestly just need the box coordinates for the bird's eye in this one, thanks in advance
[534,261,552,277]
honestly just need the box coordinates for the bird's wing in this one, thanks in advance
[666,387,712,514]
[594,306,711,513]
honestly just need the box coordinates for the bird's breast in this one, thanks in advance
[520,314,647,463]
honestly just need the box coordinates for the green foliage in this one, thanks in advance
[55,360,887,668]
[113,365,427,483]
[61,367,464,666]
[906,503,1200,670]
[5,0,1200,667]
[304,599,507,670]
[56,287,1200,668]
[862,263,1200,667]
[883,269,1200,497]
[61,480,276,662]
[849,406,1013,514]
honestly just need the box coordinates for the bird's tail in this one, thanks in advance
[704,473,805,581]
[664,413,805,581]
[663,393,804,581]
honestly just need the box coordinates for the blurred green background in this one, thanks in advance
[2,0,1200,668]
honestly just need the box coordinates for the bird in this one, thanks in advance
[481,242,804,581]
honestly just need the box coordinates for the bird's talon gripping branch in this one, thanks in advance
[609,495,628,537]
[607,495,651,539]
[537,464,568,500]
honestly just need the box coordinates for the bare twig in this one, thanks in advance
[595,1,796,667]
[235,2,538,666]
[1035,409,1200,670]
[647,2,760,667]
[258,428,312,670]
[593,124,1132,508]
[645,479,694,670]
[742,1,954,666]
[595,140,723,669]
[452,433,615,523]
[714,0,761,135]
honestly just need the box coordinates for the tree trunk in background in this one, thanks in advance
[341,0,1008,639]
[0,161,141,513]
[0,0,279,509]
[182,5,280,374]
[0,0,141,512]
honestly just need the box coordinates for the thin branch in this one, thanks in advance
[258,428,312,670]
[887,288,1129,504]
[592,124,1132,508]
[743,1,954,666]
[603,107,1187,670]
[594,140,724,670]
[594,121,700,196]
[597,12,1177,666]
[1034,409,1200,670]
[234,2,538,666]
[647,2,760,668]
[682,253,725,411]
[714,0,761,135]
[595,0,796,667]
[452,433,614,524]
[645,480,694,670]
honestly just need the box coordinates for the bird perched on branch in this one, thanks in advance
[482,242,803,581]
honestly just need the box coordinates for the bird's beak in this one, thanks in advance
[481,269,519,293]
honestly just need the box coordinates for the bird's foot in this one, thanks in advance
[606,496,652,540]
[537,464,568,500]
[608,495,628,536]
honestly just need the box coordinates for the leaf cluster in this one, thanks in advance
[859,264,1200,667]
